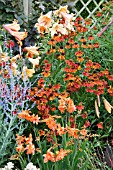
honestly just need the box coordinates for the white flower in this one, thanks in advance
[4,162,14,170]
[50,23,68,37]
[28,57,41,68]
[24,162,39,170]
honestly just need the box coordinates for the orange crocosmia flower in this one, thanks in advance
[18,110,40,124]
[16,134,25,145]
[58,98,66,113]
[65,98,76,113]
[39,130,45,136]
[16,144,25,153]
[57,124,65,136]
[97,122,103,129]
[66,126,79,139]
[25,134,33,144]
[30,114,40,124]
[42,116,57,131]
[43,150,55,163]
[55,149,71,161]
[75,50,84,57]
[18,110,29,118]
[80,129,87,136]
[25,143,35,155]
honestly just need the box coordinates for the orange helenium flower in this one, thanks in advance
[75,50,84,57]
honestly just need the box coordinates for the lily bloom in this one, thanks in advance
[3,20,27,42]
[3,19,20,32]
[50,23,68,37]
[29,58,41,69]
[54,5,69,16]
[60,12,74,31]
[38,11,52,27]
[22,66,35,78]
[12,31,28,41]
[35,11,52,34]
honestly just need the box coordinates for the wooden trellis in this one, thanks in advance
[73,0,109,29]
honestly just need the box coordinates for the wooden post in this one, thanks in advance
[23,0,32,20]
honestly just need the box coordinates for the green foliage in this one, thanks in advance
[0,0,25,27]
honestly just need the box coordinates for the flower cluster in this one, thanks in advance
[16,134,36,155]
[35,5,74,36]
[43,148,71,163]
[1,4,113,169]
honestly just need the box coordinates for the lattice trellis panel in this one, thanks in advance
[74,0,109,29]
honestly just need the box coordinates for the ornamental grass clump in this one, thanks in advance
[0,4,113,170]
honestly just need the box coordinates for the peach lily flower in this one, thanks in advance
[25,46,39,56]
[50,23,68,37]
[3,20,28,44]
[28,57,41,69]
[12,31,28,41]
[35,11,52,34]
[61,12,74,31]
[38,11,52,27]
[3,19,20,32]
[54,5,69,16]
[22,66,35,79]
